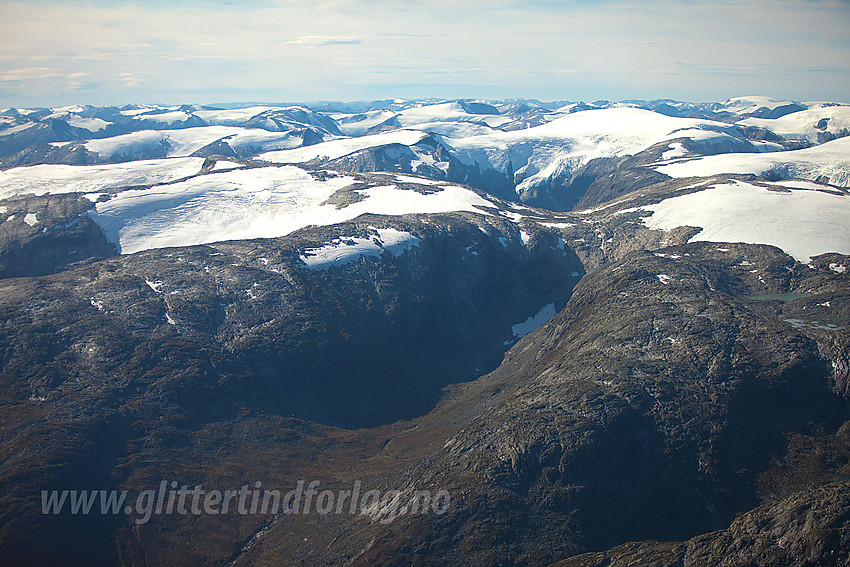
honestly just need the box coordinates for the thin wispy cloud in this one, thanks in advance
[288,35,363,47]
[0,0,847,106]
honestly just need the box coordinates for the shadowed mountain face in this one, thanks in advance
[0,98,848,566]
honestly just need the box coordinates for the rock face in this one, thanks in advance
[0,193,116,278]
[0,208,584,566]
[231,242,847,566]
[552,479,850,567]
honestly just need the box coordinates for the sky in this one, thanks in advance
[0,0,848,107]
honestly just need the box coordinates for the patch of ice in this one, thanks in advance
[300,228,419,270]
[211,160,242,172]
[512,303,557,338]
[661,142,687,160]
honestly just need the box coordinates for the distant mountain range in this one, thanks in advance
[0,96,848,566]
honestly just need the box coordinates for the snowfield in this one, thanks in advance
[87,166,495,254]
[639,180,850,263]
[300,228,420,270]
[719,96,801,115]
[84,126,307,159]
[192,106,288,125]
[0,158,206,199]
[259,130,428,163]
[736,105,850,142]
[2,98,849,265]
[440,108,743,194]
[654,137,850,187]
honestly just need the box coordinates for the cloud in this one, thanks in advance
[0,0,847,106]
[287,35,363,47]
[0,67,91,82]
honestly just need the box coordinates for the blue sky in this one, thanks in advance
[0,0,848,107]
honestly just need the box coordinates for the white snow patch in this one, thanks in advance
[145,279,164,293]
[654,137,850,187]
[0,122,36,137]
[829,263,846,273]
[737,105,850,143]
[300,228,419,270]
[193,106,286,125]
[164,312,177,325]
[259,130,428,163]
[211,160,242,172]
[721,96,800,114]
[662,142,687,160]
[444,108,736,194]
[84,126,305,160]
[512,303,557,338]
[639,180,850,263]
[500,211,526,223]
[134,110,191,123]
[23,213,38,226]
[331,109,398,136]
[0,158,205,199]
[394,102,511,129]
[67,116,111,132]
[656,274,672,284]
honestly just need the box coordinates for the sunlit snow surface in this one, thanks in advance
[260,107,745,195]
[654,137,850,187]
[259,130,428,163]
[639,180,850,262]
[88,166,494,254]
[84,126,306,159]
[736,105,850,142]
[0,158,206,199]
[300,228,420,270]
[416,108,739,194]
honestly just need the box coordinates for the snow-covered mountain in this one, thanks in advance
[1,96,849,567]
[1,95,848,262]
